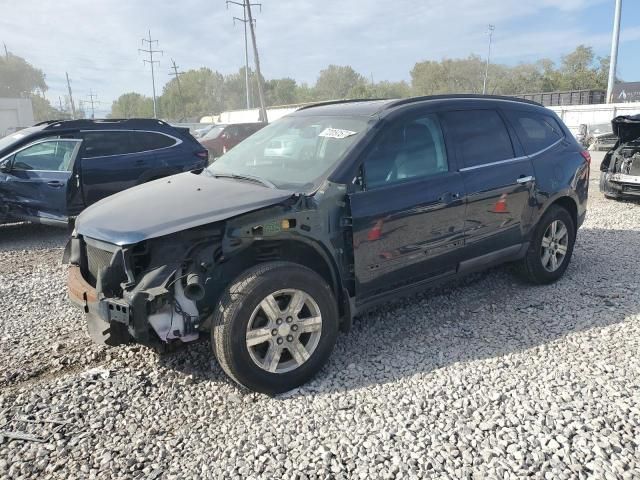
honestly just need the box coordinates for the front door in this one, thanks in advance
[440,109,535,257]
[348,112,466,300]
[0,138,82,223]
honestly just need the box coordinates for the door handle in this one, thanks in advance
[438,192,461,203]
[135,159,145,165]
[47,180,64,188]
[516,175,535,184]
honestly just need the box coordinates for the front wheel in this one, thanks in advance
[212,262,339,394]
[517,205,576,284]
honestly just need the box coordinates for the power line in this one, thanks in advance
[169,58,188,121]
[227,0,261,110]
[482,25,495,95]
[139,30,163,118]
[87,90,98,119]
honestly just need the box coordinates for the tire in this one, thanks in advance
[517,205,576,284]
[212,261,339,394]
[87,312,130,347]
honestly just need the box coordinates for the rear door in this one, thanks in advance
[348,111,466,300]
[79,130,149,205]
[0,138,82,222]
[440,109,535,257]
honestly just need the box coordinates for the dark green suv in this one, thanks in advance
[67,96,589,393]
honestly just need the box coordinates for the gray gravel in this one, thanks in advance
[1,153,639,479]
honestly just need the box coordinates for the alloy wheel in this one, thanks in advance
[246,289,323,373]
[540,219,569,272]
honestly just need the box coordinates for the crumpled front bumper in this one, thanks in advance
[68,265,150,345]
[600,172,640,198]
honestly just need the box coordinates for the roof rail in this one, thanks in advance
[384,94,543,109]
[297,98,388,111]
[41,118,171,130]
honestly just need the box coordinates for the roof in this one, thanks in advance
[292,94,543,117]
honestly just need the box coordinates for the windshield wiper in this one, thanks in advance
[209,171,276,189]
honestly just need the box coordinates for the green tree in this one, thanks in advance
[0,52,66,122]
[314,65,368,100]
[265,78,299,106]
[109,92,154,118]
[160,67,225,121]
[0,53,47,97]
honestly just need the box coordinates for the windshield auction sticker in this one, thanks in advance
[318,128,357,139]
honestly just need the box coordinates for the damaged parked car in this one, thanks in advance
[67,96,589,394]
[0,119,208,226]
[600,114,640,200]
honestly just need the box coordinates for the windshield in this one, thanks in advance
[0,126,43,153]
[202,125,226,140]
[207,115,370,189]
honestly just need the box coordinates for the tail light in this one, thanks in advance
[195,150,209,162]
[580,150,591,165]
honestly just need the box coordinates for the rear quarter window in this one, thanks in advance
[130,132,176,153]
[504,110,564,155]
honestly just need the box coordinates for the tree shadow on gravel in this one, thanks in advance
[132,227,640,396]
[0,222,68,252]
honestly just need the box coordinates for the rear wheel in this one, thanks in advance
[212,261,339,394]
[517,205,575,284]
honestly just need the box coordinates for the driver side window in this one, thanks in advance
[363,114,448,189]
[12,140,79,172]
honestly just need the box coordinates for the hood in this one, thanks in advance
[612,114,640,143]
[75,171,295,245]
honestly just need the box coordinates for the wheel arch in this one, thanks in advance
[535,193,579,234]
[216,237,350,328]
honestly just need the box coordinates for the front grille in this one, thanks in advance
[84,239,117,286]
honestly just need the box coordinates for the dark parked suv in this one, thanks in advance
[67,96,589,393]
[0,118,208,226]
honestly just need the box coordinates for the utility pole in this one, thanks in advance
[482,25,495,95]
[87,90,98,119]
[65,72,77,119]
[3,43,8,60]
[139,30,163,118]
[227,0,261,110]
[245,1,268,122]
[169,59,188,121]
[606,0,622,103]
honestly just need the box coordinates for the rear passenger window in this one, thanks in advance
[363,114,448,189]
[441,110,514,168]
[82,132,132,157]
[504,110,564,155]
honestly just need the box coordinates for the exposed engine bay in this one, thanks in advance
[600,114,640,198]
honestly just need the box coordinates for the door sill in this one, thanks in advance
[354,269,456,314]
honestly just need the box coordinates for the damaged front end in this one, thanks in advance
[67,224,224,347]
[600,114,640,199]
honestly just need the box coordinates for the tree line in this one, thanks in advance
[0,45,612,124]
[108,45,615,121]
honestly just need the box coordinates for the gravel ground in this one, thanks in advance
[1,153,639,479]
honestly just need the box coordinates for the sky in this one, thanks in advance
[1,0,639,117]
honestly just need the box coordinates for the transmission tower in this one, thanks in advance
[139,30,163,118]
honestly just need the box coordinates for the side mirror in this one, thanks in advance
[0,160,11,173]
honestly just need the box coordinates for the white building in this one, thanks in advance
[0,98,34,136]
